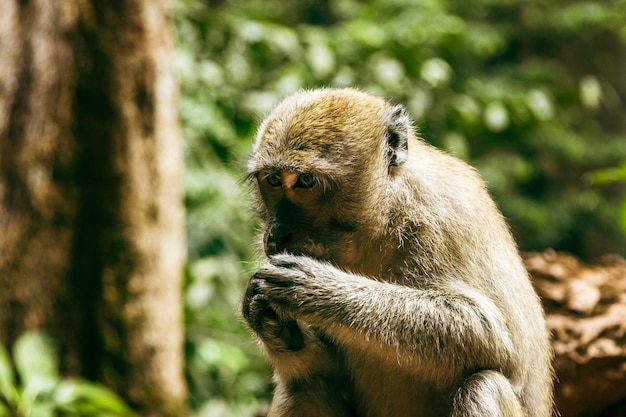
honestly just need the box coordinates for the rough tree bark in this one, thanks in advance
[0,1,186,416]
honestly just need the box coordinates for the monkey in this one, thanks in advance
[241,88,553,417]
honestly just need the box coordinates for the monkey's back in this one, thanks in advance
[388,138,553,416]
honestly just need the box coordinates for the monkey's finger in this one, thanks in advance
[255,265,303,287]
[268,253,302,268]
[243,290,281,330]
[244,275,266,303]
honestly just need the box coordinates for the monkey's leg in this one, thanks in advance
[451,370,525,417]
[268,377,353,417]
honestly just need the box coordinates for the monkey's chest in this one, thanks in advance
[345,355,451,417]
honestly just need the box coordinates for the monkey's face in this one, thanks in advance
[247,88,410,267]
[252,167,360,264]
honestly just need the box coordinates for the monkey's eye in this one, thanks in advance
[295,173,318,189]
[264,172,282,187]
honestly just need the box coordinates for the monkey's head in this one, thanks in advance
[247,88,412,267]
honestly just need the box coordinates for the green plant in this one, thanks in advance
[587,163,626,235]
[0,332,136,417]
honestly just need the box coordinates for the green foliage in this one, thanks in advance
[588,163,626,235]
[170,0,626,415]
[0,332,136,417]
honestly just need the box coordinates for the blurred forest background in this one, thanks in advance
[172,0,626,415]
[1,0,625,416]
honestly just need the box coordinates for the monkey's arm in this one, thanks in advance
[255,254,515,376]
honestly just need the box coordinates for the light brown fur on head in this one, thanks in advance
[249,88,389,174]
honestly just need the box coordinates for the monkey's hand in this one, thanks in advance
[242,275,305,352]
[243,268,342,381]
[253,254,346,321]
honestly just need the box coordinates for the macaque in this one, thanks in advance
[242,88,553,417]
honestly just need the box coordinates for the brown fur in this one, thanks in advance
[242,88,554,417]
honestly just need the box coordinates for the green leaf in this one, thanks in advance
[588,163,626,185]
[13,332,60,415]
[54,380,137,417]
[26,399,56,417]
[13,332,59,383]
[0,345,18,408]
[196,339,249,373]
[620,199,626,236]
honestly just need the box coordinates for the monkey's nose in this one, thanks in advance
[266,232,293,255]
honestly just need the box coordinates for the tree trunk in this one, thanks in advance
[0,1,186,416]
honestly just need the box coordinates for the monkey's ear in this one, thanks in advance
[384,105,410,167]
